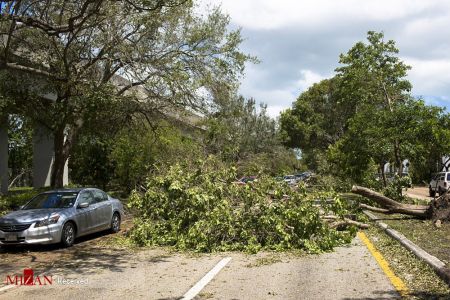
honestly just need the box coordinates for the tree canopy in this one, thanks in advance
[0,0,252,187]
[281,31,450,185]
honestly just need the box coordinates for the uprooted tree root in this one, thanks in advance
[352,185,450,225]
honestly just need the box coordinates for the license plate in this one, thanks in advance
[5,233,18,242]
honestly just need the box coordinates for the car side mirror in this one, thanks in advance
[78,202,89,209]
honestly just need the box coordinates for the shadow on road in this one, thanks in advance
[0,229,135,279]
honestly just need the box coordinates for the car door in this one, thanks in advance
[92,189,112,229]
[74,190,97,235]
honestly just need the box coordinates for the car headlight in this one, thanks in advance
[35,214,60,227]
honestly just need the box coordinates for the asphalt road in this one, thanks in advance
[0,234,399,300]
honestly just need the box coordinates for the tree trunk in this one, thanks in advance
[353,185,450,224]
[351,185,430,217]
[381,84,403,177]
[50,126,67,188]
[380,162,387,188]
[394,141,403,176]
[429,192,450,222]
[50,119,82,188]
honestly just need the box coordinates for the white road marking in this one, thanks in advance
[181,257,232,300]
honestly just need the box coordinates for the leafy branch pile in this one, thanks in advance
[128,157,358,253]
[382,175,412,202]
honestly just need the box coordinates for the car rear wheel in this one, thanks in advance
[61,222,75,247]
[110,213,121,233]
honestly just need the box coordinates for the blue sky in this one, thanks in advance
[199,0,450,117]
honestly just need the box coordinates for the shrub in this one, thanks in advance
[128,156,357,253]
[0,189,38,215]
[382,175,412,202]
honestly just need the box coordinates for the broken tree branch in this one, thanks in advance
[359,203,391,214]
[352,185,430,218]
[321,215,370,229]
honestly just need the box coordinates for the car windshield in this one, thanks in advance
[22,192,79,209]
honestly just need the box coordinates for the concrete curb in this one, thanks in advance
[363,210,450,287]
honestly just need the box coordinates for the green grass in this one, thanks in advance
[372,212,450,267]
[366,226,450,299]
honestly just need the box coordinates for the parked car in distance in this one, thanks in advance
[0,188,124,247]
[233,176,257,185]
[429,172,450,197]
[283,175,297,185]
[294,172,312,182]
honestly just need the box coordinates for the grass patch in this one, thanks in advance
[404,196,430,206]
[372,212,450,267]
[365,226,450,299]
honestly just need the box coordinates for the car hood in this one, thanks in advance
[0,209,65,224]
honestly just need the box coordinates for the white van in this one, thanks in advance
[429,172,450,196]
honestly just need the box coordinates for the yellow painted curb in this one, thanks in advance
[358,231,409,298]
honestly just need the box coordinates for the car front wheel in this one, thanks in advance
[61,222,75,247]
[110,213,121,233]
[429,186,435,197]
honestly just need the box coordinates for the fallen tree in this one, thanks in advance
[352,185,450,223]
[128,157,361,253]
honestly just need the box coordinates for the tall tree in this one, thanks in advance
[279,77,350,169]
[335,31,412,175]
[281,31,450,185]
[0,0,251,187]
[204,92,278,162]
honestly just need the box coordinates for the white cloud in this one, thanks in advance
[199,0,445,30]
[240,69,326,118]
[405,57,450,96]
[240,86,295,110]
[197,0,450,115]
[266,105,288,118]
[295,70,327,92]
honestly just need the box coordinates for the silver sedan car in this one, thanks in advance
[0,188,124,247]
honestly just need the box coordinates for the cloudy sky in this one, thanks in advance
[199,0,450,117]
